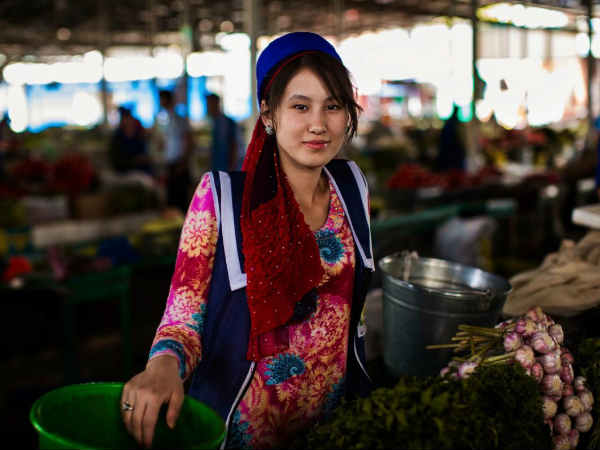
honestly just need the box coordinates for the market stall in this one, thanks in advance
[296,306,600,450]
[0,131,185,384]
[356,205,600,450]
[2,0,600,449]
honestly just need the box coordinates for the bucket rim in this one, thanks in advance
[29,381,226,450]
[378,253,512,297]
[30,382,125,450]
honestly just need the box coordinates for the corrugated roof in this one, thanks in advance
[0,0,595,57]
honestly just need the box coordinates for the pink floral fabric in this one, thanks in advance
[149,172,358,448]
[149,175,218,378]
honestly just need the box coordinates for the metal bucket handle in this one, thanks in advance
[399,251,493,300]
[417,285,492,299]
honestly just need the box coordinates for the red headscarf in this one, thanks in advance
[241,52,326,361]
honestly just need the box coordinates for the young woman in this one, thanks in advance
[121,31,375,449]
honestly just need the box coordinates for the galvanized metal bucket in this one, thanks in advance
[378,253,511,378]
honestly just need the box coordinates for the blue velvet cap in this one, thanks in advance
[256,32,342,102]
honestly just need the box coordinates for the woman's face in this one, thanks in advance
[263,68,348,172]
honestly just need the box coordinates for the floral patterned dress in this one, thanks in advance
[149,172,358,449]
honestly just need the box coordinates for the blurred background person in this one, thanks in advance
[0,113,11,177]
[436,105,466,172]
[109,106,152,175]
[0,113,19,177]
[157,89,193,213]
[205,93,241,171]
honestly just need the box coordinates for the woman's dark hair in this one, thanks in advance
[262,52,362,141]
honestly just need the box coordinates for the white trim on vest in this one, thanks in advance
[324,163,375,271]
[218,172,248,291]
[221,362,256,449]
[208,172,221,233]
[354,335,372,383]
[216,162,373,292]
[347,160,375,270]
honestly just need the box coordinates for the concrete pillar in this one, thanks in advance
[587,0,594,126]
[245,0,259,122]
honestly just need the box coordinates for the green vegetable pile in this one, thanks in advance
[295,364,552,450]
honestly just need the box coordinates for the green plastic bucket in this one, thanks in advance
[29,382,226,449]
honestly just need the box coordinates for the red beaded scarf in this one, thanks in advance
[241,52,325,361]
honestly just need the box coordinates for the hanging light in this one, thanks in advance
[478,3,568,29]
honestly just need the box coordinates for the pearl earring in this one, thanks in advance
[265,124,274,135]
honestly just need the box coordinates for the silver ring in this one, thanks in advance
[122,401,134,412]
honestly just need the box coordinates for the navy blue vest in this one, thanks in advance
[187,159,374,447]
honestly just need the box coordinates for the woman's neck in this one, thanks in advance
[279,156,330,231]
[282,162,326,210]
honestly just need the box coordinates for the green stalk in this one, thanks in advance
[426,343,463,349]
[468,341,498,362]
[483,351,516,364]
[451,336,490,342]
[457,325,503,337]
[452,357,468,362]
[483,358,513,366]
